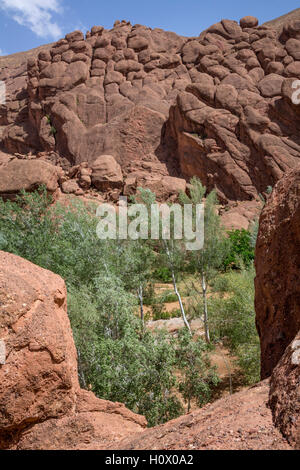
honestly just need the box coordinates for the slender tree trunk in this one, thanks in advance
[77,348,87,389]
[163,240,192,335]
[138,284,144,326]
[224,356,233,396]
[201,271,210,343]
[171,270,192,335]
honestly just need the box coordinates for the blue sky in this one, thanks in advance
[0,0,299,56]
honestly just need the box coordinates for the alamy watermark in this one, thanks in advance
[96,198,204,251]
[0,80,6,105]
[292,80,300,105]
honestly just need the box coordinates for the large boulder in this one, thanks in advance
[0,251,146,449]
[0,159,59,199]
[269,330,300,449]
[240,16,259,29]
[91,154,123,190]
[0,251,77,443]
[136,174,186,201]
[255,167,300,379]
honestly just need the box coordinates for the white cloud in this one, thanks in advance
[0,48,7,55]
[0,0,64,39]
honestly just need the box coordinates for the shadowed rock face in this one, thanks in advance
[0,14,300,203]
[255,167,300,379]
[255,166,300,449]
[0,251,146,450]
[0,44,53,152]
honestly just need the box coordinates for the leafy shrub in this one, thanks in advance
[176,329,220,412]
[151,303,165,320]
[160,291,178,303]
[224,229,255,269]
[68,284,184,427]
[153,266,172,283]
[143,282,156,306]
[208,266,260,384]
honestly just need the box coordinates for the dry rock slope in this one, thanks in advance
[110,381,291,450]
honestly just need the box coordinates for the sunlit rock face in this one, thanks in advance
[1,15,300,203]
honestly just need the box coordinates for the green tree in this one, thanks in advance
[224,229,255,269]
[180,178,230,343]
[137,187,192,334]
[208,266,260,384]
[176,329,220,412]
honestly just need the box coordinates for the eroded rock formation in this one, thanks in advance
[0,10,300,451]
[255,167,300,379]
[0,14,300,204]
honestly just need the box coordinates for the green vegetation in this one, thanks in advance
[179,178,231,342]
[176,329,220,412]
[0,178,261,423]
[50,126,57,136]
[153,266,172,282]
[45,114,57,136]
[224,229,255,269]
[208,266,260,384]
[0,187,221,425]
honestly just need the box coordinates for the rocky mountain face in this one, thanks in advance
[0,14,300,205]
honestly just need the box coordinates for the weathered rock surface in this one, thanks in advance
[0,251,146,450]
[1,12,300,203]
[220,199,262,230]
[0,158,59,199]
[0,44,53,153]
[269,330,300,449]
[91,154,123,190]
[255,167,300,379]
